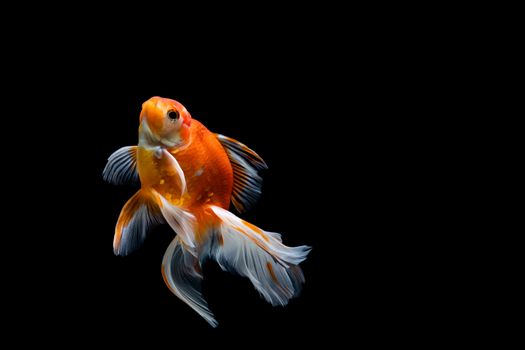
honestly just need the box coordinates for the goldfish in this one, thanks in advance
[103,96,310,326]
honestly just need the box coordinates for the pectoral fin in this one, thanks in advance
[103,146,139,185]
[216,134,267,213]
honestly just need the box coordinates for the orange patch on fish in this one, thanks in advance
[233,225,247,235]
[242,220,269,242]
[266,262,279,284]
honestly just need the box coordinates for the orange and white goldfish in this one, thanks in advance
[103,96,310,326]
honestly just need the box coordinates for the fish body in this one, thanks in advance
[103,96,310,326]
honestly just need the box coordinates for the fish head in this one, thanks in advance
[139,96,192,148]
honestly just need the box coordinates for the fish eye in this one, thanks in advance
[167,110,180,121]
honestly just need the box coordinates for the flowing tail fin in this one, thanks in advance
[160,203,310,327]
[209,206,311,306]
[162,236,218,327]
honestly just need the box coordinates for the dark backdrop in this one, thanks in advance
[32,65,358,344]
[16,34,433,345]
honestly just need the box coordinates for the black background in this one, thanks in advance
[86,79,336,334]
[11,21,440,345]
[30,64,358,343]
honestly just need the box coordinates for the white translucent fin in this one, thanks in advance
[153,189,196,250]
[103,146,139,185]
[114,190,163,256]
[160,148,187,196]
[216,134,267,213]
[162,236,218,327]
[210,206,311,306]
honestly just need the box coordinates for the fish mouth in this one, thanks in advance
[139,119,180,148]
